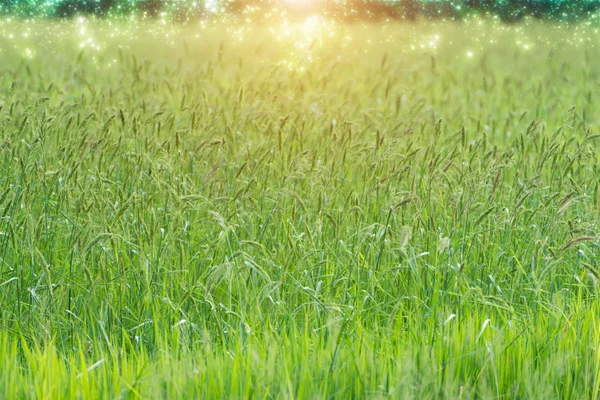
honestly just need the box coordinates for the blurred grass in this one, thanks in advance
[0,18,599,398]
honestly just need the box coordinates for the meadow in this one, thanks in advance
[0,17,600,398]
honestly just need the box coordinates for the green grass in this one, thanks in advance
[0,18,600,398]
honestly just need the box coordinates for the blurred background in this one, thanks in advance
[2,0,600,23]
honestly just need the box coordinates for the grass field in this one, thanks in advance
[0,18,600,398]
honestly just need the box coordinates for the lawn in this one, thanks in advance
[0,17,599,398]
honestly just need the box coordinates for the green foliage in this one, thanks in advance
[2,0,600,22]
[0,20,599,398]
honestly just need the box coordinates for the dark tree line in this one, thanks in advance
[1,0,600,22]
[321,0,600,22]
[464,0,600,22]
